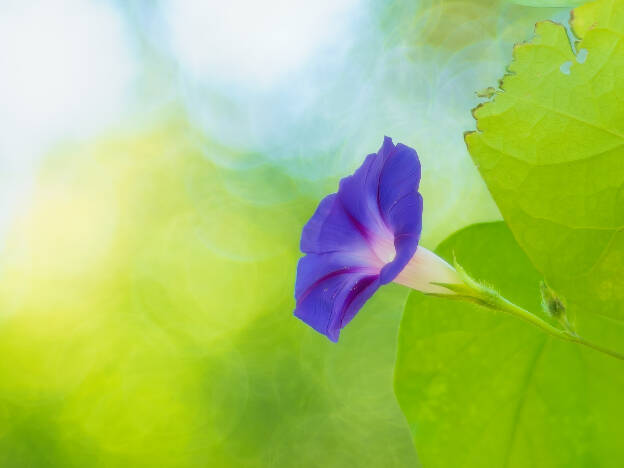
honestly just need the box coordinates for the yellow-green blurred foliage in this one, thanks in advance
[0,121,418,467]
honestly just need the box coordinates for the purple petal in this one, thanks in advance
[294,252,380,342]
[300,193,336,252]
[379,191,423,284]
[336,137,397,243]
[377,143,423,283]
[378,143,421,218]
[300,193,371,256]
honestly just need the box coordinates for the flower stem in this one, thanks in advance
[414,253,624,361]
[482,292,624,361]
[427,259,624,362]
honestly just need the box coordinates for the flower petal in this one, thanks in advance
[300,193,371,256]
[336,138,396,243]
[378,144,423,283]
[294,252,380,341]
[379,191,422,284]
[378,143,421,219]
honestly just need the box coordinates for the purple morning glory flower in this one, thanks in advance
[294,137,459,342]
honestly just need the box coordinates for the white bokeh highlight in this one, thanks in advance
[162,0,359,89]
[0,0,137,242]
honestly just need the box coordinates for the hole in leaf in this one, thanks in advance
[576,48,588,64]
[559,61,572,75]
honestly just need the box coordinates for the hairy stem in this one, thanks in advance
[489,295,624,361]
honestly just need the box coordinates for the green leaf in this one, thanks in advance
[503,0,585,6]
[395,222,624,468]
[465,0,624,351]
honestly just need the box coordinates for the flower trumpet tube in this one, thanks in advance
[393,246,461,294]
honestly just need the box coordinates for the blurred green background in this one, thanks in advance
[0,1,577,466]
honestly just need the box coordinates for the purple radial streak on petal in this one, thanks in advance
[337,275,379,328]
[339,141,396,245]
[294,265,381,342]
[300,193,371,257]
[295,251,379,302]
[375,139,400,229]
[324,273,381,342]
[296,264,373,306]
[338,196,376,246]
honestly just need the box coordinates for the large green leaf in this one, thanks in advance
[504,0,584,6]
[395,222,624,468]
[465,0,624,350]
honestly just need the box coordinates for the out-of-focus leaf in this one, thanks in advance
[395,222,624,468]
[0,124,418,467]
[465,0,624,351]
